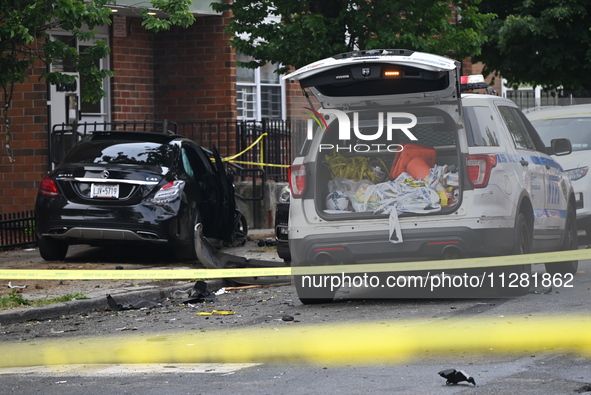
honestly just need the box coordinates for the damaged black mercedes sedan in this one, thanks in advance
[35,131,246,261]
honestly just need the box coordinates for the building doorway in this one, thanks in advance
[48,31,111,129]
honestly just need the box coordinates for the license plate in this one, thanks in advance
[91,183,119,199]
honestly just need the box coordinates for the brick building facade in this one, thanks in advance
[111,14,237,122]
[0,58,48,213]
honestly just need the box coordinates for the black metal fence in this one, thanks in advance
[175,119,295,182]
[49,120,178,168]
[507,89,591,110]
[50,119,299,182]
[0,211,36,250]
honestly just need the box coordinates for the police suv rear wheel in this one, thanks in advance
[496,212,532,297]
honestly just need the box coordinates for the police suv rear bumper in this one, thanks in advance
[289,226,516,267]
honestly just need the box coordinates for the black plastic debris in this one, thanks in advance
[106,294,159,311]
[179,280,217,304]
[257,239,278,247]
[438,369,476,386]
[281,315,295,322]
[575,384,591,393]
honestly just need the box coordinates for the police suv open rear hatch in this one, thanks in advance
[284,49,465,222]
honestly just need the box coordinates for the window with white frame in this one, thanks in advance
[50,33,110,124]
[236,53,284,120]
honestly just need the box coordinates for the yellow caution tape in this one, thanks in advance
[0,267,288,280]
[223,133,267,162]
[0,248,587,280]
[215,132,290,168]
[1,315,591,368]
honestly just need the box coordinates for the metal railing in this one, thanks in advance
[506,90,591,110]
[0,211,36,250]
[50,120,178,166]
[175,119,295,182]
[50,119,298,182]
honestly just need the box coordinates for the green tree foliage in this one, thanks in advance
[0,0,194,158]
[476,0,591,91]
[212,0,495,73]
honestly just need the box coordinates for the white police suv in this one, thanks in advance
[284,49,578,303]
[526,104,591,238]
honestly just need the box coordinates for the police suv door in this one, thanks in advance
[517,109,568,248]
[497,105,552,250]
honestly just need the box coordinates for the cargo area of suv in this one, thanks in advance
[284,49,578,303]
[309,106,461,219]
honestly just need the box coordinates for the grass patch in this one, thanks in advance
[0,291,89,310]
[32,293,89,307]
[0,291,29,310]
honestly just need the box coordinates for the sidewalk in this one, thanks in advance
[0,229,286,325]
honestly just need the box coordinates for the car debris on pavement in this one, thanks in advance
[438,368,477,386]
[106,294,160,311]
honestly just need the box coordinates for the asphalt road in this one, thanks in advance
[1,236,591,394]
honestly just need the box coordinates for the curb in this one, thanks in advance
[0,279,228,326]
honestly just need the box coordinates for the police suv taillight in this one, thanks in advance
[289,164,306,198]
[466,155,497,188]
